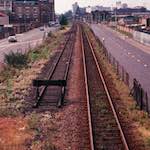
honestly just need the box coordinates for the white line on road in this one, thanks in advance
[137,59,141,62]
[131,55,135,58]
[144,64,148,67]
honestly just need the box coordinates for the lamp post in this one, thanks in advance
[115,1,117,29]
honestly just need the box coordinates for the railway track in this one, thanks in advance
[33,24,77,108]
[80,25,130,150]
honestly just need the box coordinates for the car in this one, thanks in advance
[8,35,17,42]
[39,27,44,31]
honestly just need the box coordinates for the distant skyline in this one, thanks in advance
[55,0,150,13]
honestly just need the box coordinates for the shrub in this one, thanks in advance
[59,15,68,26]
[4,51,28,68]
[47,31,53,37]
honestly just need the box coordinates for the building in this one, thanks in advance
[122,3,128,9]
[0,12,13,39]
[12,0,55,24]
[92,10,111,23]
[39,0,55,23]
[91,6,111,12]
[0,12,9,25]
[118,16,139,25]
[116,7,148,15]
[116,1,122,9]
[0,0,13,12]
[72,2,79,16]
[12,0,39,25]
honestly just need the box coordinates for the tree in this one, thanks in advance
[59,15,68,26]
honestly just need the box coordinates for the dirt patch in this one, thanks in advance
[0,117,33,150]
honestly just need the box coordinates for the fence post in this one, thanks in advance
[113,57,115,67]
[126,72,129,87]
[122,66,125,82]
[133,79,138,103]
[139,86,143,110]
[146,92,149,114]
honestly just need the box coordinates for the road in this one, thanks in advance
[0,26,57,62]
[91,24,150,103]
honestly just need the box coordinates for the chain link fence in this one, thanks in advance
[95,35,149,114]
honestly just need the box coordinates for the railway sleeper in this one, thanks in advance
[32,79,67,108]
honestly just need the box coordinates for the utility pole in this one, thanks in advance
[115,1,117,29]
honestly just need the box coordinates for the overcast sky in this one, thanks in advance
[55,0,150,13]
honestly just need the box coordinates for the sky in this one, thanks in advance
[55,0,150,14]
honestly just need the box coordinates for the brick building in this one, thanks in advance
[0,0,13,12]
[12,0,55,25]
[39,0,55,23]
[12,0,40,24]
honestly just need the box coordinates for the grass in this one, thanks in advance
[42,140,57,150]
[116,28,133,38]
[27,113,40,130]
[28,46,50,62]
[0,106,19,117]
[146,138,150,147]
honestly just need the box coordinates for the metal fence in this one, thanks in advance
[95,36,149,114]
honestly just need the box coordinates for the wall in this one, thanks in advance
[133,31,150,46]
[117,25,150,46]
[0,15,9,25]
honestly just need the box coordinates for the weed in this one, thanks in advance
[146,137,150,147]
[27,113,40,130]
[4,51,28,68]
[0,66,18,82]
[28,46,50,62]
[0,106,19,117]
[6,79,13,99]
[116,28,133,38]
[42,140,57,150]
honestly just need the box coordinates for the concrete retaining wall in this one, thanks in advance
[117,25,150,46]
[133,31,150,46]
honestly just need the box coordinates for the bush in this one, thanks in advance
[47,31,53,37]
[59,15,68,26]
[4,51,28,68]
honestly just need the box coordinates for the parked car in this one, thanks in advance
[39,27,44,31]
[8,35,17,42]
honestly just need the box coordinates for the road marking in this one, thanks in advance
[127,52,131,55]
[137,59,141,62]
[131,55,135,58]
[144,64,148,67]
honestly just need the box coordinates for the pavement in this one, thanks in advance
[91,24,150,102]
[0,26,58,63]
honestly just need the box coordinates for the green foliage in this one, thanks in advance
[28,46,49,62]
[59,14,68,26]
[4,51,28,68]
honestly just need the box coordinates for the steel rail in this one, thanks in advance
[57,26,76,107]
[80,26,95,150]
[34,25,76,107]
[81,25,130,150]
